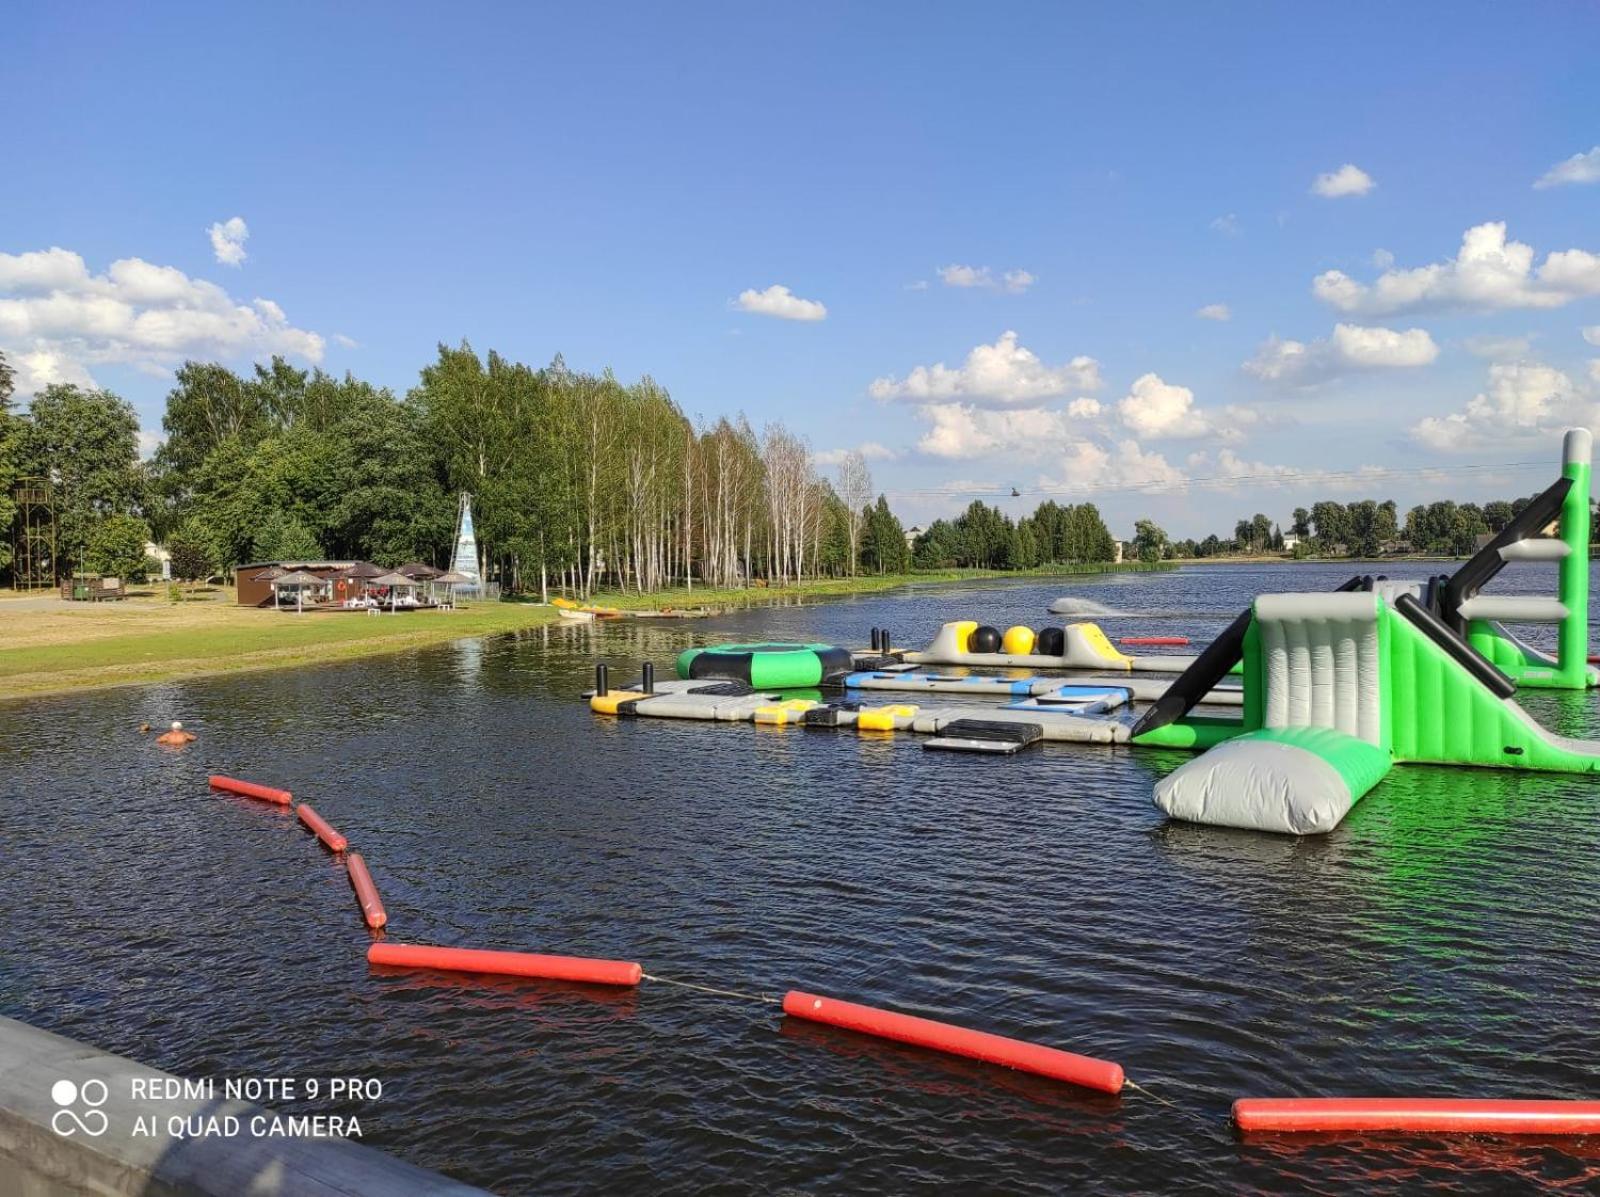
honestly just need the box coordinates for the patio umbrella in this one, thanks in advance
[335,561,385,606]
[432,569,472,607]
[368,572,418,612]
[396,561,442,580]
[272,569,325,614]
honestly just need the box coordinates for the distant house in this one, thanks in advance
[235,560,359,607]
[904,525,921,549]
[1281,533,1302,551]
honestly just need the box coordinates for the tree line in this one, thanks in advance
[0,345,923,594]
[910,498,1120,569]
[1144,494,1558,562]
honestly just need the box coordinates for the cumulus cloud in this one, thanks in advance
[1196,303,1231,321]
[916,404,1077,459]
[1244,323,1439,386]
[1411,360,1597,451]
[937,264,1035,293]
[732,284,827,321]
[208,217,249,267]
[812,441,896,467]
[1534,147,1600,190]
[0,245,325,397]
[1115,373,1257,441]
[1034,440,1184,494]
[1584,326,1600,348]
[868,331,1101,408]
[1312,222,1600,316]
[1311,163,1375,198]
[1067,397,1102,418]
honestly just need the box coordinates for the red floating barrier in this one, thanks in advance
[782,990,1124,1094]
[1119,636,1189,647]
[346,853,388,929]
[367,942,642,987]
[208,774,292,805]
[296,803,348,853]
[1233,1097,1600,1135]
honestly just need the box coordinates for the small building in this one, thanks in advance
[1282,533,1302,551]
[235,560,361,607]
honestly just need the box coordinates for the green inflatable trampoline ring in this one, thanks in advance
[677,643,854,689]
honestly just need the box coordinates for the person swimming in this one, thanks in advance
[155,721,196,746]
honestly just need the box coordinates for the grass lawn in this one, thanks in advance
[0,592,562,699]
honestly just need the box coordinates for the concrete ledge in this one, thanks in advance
[0,1016,491,1196]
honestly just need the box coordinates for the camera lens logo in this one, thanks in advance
[51,1079,109,1137]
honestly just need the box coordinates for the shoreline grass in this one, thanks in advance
[0,598,564,700]
[1,560,1172,700]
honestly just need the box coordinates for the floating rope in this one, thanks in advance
[642,972,778,1004]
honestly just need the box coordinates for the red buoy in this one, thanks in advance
[346,853,387,929]
[1120,636,1189,647]
[209,775,292,805]
[367,942,643,987]
[1233,1097,1600,1135]
[296,803,348,853]
[782,990,1124,1093]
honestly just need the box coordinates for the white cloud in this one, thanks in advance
[1313,222,1600,316]
[1311,163,1375,198]
[1067,397,1102,418]
[7,344,96,393]
[916,404,1075,459]
[904,279,930,291]
[868,331,1101,408]
[1462,333,1533,359]
[136,429,164,460]
[1196,303,1231,321]
[1035,440,1184,493]
[208,216,250,267]
[333,332,360,349]
[937,264,1035,293]
[1373,248,1395,270]
[1210,213,1240,237]
[1115,373,1256,441]
[0,245,325,396]
[1117,374,1209,439]
[813,441,896,467]
[1583,326,1600,348]
[1244,323,1439,386]
[1534,147,1600,190]
[732,284,827,321]
[1411,360,1597,451]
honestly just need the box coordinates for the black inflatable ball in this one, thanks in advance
[1036,627,1065,657]
[970,625,1002,653]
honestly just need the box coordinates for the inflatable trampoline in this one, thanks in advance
[676,643,854,688]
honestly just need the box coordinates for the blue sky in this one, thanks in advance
[4,1,1599,536]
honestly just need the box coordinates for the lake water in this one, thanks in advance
[5,563,1600,1195]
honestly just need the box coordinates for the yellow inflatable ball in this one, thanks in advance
[1002,625,1037,655]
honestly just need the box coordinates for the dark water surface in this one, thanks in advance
[5,563,1600,1195]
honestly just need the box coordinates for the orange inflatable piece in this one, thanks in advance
[782,990,1124,1093]
[346,853,388,929]
[367,942,643,987]
[296,803,348,853]
[208,775,292,805]
[1233,1097,1600,1135]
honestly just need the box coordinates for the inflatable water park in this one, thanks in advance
[588,429,1600,836]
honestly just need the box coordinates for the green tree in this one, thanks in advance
[18,384,142,569]
[166,519,215,585]
[1133,518,1169,563]
[0,349,17,579]
[252,510,323,561]
[86,513,152,581]
[863,495,909,573]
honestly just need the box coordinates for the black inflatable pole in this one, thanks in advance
[595,662,609,697]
